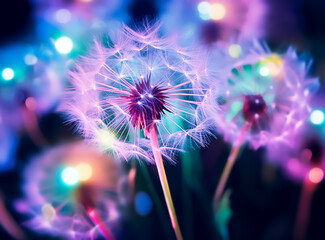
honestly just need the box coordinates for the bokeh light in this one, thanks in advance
[310,110,324,125]
[258,66,270,77]
[135,192,152,216]
[210,3,226,20]
[61,167,80,186]
[24,54,38,65]
[197,2,211,15]
[1,68,15,81]
[55,9,71,24]
[41,203,56,222]
[197,2,226,21]
[308,167,324,184]
[228,44,242,58]
[76,163,93,181]
[197,1,211,20]
[55,37,73,54]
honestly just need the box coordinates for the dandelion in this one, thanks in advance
[17,143,122,240]
[205,41,319,205]
[62,23,212,240]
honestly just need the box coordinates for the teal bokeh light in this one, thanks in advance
[310,109,324,125]
[61,167,80,186]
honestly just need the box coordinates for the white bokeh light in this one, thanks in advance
[1,68,15,81]
[24,54,38,65]
[55,36,73,54]
[259,66,270,77]
[61,167,79,185]
[55,9,71,24]
[310,110,324,125]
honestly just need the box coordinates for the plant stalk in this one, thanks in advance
[149,126,183,240]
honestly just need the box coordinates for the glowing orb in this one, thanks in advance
[228,44,242,58]
[198,2,211,20]
[55,9,71,24]
[259,66,270,77]
[210,3,226,20]
[76,163,93,181]
[42,203,56,222]
[198,2,211,14]
[1,68,14,81]
[135,192,152,216]
[24,54,38,65]
[55,37,73,54]
[61,167,80,185]
[310,110,324,125]
[308,167,324,184]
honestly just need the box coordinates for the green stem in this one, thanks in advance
[213,123,249,209]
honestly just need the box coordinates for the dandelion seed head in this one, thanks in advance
[17,142,125,239]
[61,23,212,162]
[206,41,319,150]
[123,77,170,134]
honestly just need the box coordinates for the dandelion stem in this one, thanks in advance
[87,208,116,240]
[293,176,318,240]
[149,126,183,240]
[213,123,249,209]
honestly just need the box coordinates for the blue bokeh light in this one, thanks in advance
[135,192,153,216]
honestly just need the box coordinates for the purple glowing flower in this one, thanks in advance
[206,41,319,150]
[17,142,123,239]
[62,23,212,162]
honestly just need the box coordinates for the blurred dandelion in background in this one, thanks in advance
[16,142,123,239]
[204,40,319,204]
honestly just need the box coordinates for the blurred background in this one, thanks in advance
[1,0,325,239]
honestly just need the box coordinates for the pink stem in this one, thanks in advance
[87,209,116,240]
[293,177,317,240]
[149,126,183,240]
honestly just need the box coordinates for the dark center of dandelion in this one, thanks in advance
[125,77,169,132]
[243,94,268,129]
